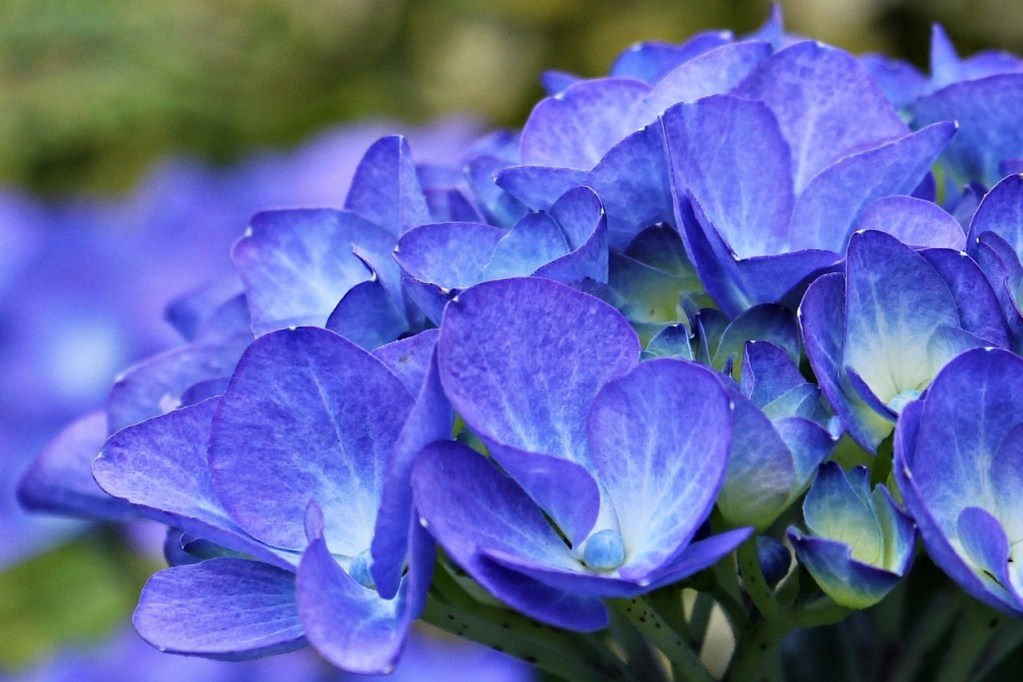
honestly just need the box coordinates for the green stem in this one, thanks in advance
[612,597,715,682]
[971,619,1023,681]
[422,596,622,682]
[688,591,715,650]
[609,607,669,682]
[725,614,792,682]
[726,596,849,681]
[889,590,966,682]
[737,538,782,621]
[935,601,1002,682]
[647,586,691,643]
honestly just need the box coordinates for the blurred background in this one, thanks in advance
[1,0,1021,678]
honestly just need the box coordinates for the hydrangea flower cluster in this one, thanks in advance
[21,7,1023,680]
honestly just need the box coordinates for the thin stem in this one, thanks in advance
[609,607,669,682]
[725,613,791,682]
[971,618,1023,681]
[688,591,716,650]
[422,596,622,682]
[611,597,716,682]
[888,590,966,682]
[737,538,782,621]
[935,601,1002,682]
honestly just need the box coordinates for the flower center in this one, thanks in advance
[582,529,626,571]
[349,549,375,589]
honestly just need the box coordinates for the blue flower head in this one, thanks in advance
[412,277,749,631]
[86,325,451,673]
[661,43,958,317]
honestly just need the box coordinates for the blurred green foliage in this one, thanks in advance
[5,0,1023,195]
[0,529,154,669]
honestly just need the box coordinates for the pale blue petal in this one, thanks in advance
[852,196,965,250]
[209,328,414,557]
[521,78,651,169]
[134,558,305,660]
[736,41,908,192]
[587,360,732,574]
[788,123,956,252]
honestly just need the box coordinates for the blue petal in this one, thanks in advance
[774,417,836,491]
[96,399,296,569]
[297,513,431,674]
[860,54,928,109]
[740,340,808,407]
[541,69,582,95]
[134,558,305,660]
[872,485,916,575]
[395,221,504,290]
[919,248,1010,348]
[736,41,908,192]
[852,196,965,250]
[713,304,800,376]
[716,390,795,529]
[971,232,1023,346]
[105,330,252,433]
[437,277,638,476]
[912,75,1023,187]
[326,278,407,350]
[164,276,245,342]
[662,95,793,259]
[843,230,960,405]
[586,360,732,575]
[423,186,483,223]
[895,349,1023,614]
[645,528,752,591]
[957,506,1014,595]
[535,186,609,286]
[233,209,394,335]
[520,78,651,169]
[788,531,902,609]
[637,41,773,121]
[804,463,883,566]
[583,126,673,250]
[788,123,956,252]
[372,350,453,599]
[372,329,441,395]
[643,324,694,360]
[18,412,135,521]
[609,32,733,84]
[967,173,1023,257]
[343,136,431,237]
[494,166,587,212]
[484,213,569,280]
[209,328,414,557]
[492,445,602,549]
[800,272,889,451]
[411,441,608,631]
[466,152,528,228]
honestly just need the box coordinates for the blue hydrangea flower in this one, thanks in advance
[787,463,915,609]
[800,230,1007,451]
[88,327,449,672]
[895,348,1023,617]
[411,277,749,630]
[661,42,957,316]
